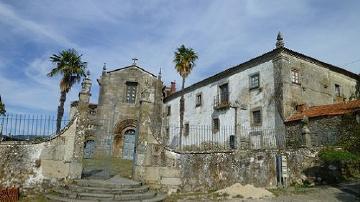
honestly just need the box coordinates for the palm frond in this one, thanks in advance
[48,48,87,91]
[173,44,198,79]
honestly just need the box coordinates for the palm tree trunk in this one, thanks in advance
[179,77,185,150]
[56,91,67,133]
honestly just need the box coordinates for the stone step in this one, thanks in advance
[74,179,142,189]
[53,189,158,201]
[46,192,166,202]
[142,194,167,202]
[66,184,149,194]
[81,192,157,201]
[46,194,97,202]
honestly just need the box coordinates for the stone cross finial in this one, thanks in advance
[132,58,138,65]
[158,68,162,80]
[276,32,285,48]
[102,63,106,71]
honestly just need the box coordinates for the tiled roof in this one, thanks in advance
[285,99,360,122]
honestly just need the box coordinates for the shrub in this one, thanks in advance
[319,148,360,163]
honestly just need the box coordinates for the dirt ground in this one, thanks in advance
[166,183,360,202]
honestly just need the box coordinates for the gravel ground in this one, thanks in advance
[168,184,359,202]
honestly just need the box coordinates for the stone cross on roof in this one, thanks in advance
[132,58,138,65]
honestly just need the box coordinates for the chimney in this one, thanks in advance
[170,81,176,93]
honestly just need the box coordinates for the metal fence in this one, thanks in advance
[162,124,285,152]
[0,114,70,141]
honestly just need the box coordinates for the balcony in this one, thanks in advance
[213,92,230,110]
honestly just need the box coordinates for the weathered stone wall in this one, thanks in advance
[140,148,326,193]
[285,148,320,185]
[278,52,357,119]
[40,116,80,179]
[286,116,341,147]
[0,142,45,192]
[285,113,359,148]
[179,151,277,192]
[0,115,82,192]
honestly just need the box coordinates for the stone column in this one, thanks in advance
[133,78,163,181]
[69,72,92,179]
[301,116,312,147]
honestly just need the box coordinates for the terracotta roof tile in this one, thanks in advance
[285,99,360,122]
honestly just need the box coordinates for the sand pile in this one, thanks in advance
[216,183,274,199]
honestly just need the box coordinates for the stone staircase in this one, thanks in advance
[46,175,166,202]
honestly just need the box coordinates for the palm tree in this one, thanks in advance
[173,44,198,149]
[48,49,87,133]
[0,95,5,116]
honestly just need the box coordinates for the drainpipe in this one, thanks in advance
[230,104,238,149]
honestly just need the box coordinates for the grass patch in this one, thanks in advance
[83,158,133,178]
[319,148,360,162]
[19,194,48,202]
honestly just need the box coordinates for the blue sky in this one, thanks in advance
[0,0,359,115]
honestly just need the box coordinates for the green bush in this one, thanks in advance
[319,148,360,163]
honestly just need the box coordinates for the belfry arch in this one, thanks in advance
[112,119,137,159]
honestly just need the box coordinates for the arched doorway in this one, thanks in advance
[112,119,137,159]
[122,129,136,160]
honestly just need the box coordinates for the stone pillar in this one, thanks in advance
[133,78,163,181]
[301,116,312,147]
[69,71,92,178]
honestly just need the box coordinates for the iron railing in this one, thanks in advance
[213,92,230,109]
[161,124,285,152]
[0,114,70,141]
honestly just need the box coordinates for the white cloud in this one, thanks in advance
[0,2,77,48]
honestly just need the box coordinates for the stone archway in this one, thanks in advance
[112,119,137,158]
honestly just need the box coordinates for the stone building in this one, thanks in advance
[86,33,359,159]
[163,33,359,150]
[92,62,162,160]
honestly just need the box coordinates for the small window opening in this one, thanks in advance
[250,73,260,89]
[335,84,341,97]
[166,106,171,116]
[252,110,262,126]
[291,69,300,84]
[212,118,220,133]
[184,123,189,136]
[196,93,202,107]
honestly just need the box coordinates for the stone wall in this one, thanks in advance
[179,151,277,192]
[40,116,81,179]
[140,147,325,193]
[285,113,359,148]
[0,115,83,192]
[278,51,357,120]
[0,142,45,192]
